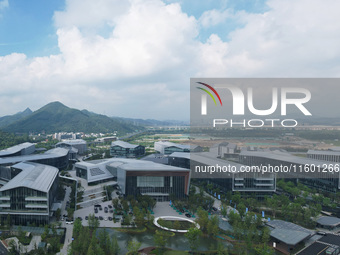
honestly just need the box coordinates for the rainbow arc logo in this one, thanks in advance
[196,82,222,106]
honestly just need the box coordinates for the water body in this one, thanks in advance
[99,228,230,254]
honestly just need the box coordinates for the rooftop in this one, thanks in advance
[155,141,191,150]
[308,149,340,156]
[266,219,314,246]
[240,150,340,169]
[0,162,58,193]
[317,216,340,227]
[57,139,86,145]
[0,147,69,165]
[0,142,35,157]
[111,140,140,149]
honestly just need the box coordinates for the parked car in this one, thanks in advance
[66,220,74,224]
[108,217,113,221]
[77,217,83,221]
[108,205,113,209]
[185,213,191,218]
[99,216,104,220]
[95,208,98,213]
[85,216,89,220]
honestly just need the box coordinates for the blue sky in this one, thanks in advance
[0,0,268,57]
[0,0,340,120]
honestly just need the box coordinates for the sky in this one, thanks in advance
[0,0,340,120]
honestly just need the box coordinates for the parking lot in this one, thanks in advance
[74,200,122,227]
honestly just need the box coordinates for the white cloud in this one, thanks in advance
[199,9,232,28]
[1,0,340,120]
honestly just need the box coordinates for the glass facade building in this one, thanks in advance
[0,162,59,225]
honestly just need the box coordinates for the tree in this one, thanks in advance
[73,218,82,238]
[154,231,168,254]
[185,227,202,252]
[127,240,141,255]
[56,208,61,220]
[88,214,100,230]
[207,216,219,237]
[41,224,49,241]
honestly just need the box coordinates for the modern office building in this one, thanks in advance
[217,142,238,158]
[0,162,59,225]
[266,219,314,254]
[307,149,340,162]
[56,139,87,155]
[239,150,340,192]
[154,141,202,155]
[0,147,72,170]
[75,158,190,200]
[170,151,276,196]
[0,142,35,158]
[75,159,116,185]
[110,141,145,158]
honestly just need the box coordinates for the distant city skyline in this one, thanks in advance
[1,0,340,120]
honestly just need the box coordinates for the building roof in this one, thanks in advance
[296,241,329,255]
[270,228,311,246]
[0,147,69,165]
[169,152,191,159]
[57,139,86,146]
[111,140,140,149]
[0,142,35,157]
[0,162,58,193]
[318,233,340,246]
[308,149,340,156]
[317,216,340,227]
[155,141,190,150]
[240,150,339,168]
[266,220,314,246]
[75,157,189,183]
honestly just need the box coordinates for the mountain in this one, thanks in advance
[1,102,144,134]
[0,108,33,128]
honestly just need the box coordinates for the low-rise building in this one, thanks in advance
[0,142,35,158]
[110,141,145,158]
[56,139,87,155]
[0,162,59,225]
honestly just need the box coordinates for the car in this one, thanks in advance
[66,220,74,224]
[104,208,108,213]
[109,209,114,213]
[104,217,108,221]
[85,216,89,220]
[99,216,104,220]
[116,211,123,215]
[95,216,99,220]
[212,207,218,212]
[77,217,83,221]
[179,209,184,213]
[63,214,67,217]
[61,217,65,221]
[317,231,326,236]
[94,208,98,213]
[108,217,113,221]
[99,206,103,211]
[185,213,191,218]
[108,205,113,209]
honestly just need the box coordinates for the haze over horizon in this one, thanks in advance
[1,0,340,120]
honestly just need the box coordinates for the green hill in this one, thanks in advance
[2,102,144,134]
[0,107,33,128]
